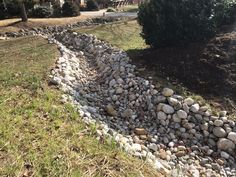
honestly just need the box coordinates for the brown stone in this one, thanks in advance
[134,128,148,135]
[106,104,117,116]
[216,158,225,166]
[159,149,167,160]
[175,151,186,157]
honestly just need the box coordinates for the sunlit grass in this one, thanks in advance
[0,36,160,176]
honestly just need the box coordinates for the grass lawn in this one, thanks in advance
[77,20,147,51]
[117,5,139,12]
[0,36,160,176]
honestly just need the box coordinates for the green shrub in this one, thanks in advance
[32,6,52,18]
[214,0,236,27]
[52,3,62,17]
[0,1,7,19]
[62,2,80,17]
[2,0,35,18]
[6,0,21,17]
[86,0,99,11]
[138,0,216,48]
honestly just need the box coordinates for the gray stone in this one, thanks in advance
[157,111,167,120]
[213,127,227,138]
[109,79,116,87]
[177,110,188,119]
[121,109,133,118]
[162,104,175,114]
[115,87,123,94]
[221,151,230,159]
[172,114,181,123]
[214,120,224,127]
[217,138,235,150]
[227,132,236,143]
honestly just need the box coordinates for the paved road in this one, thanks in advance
[81,10,137,18]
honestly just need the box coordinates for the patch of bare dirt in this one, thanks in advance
[129,28,236,115]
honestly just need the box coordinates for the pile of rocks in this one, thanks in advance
[49,31,236,176]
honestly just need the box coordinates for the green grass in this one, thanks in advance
[0,36,160,176]
[77,20,147,51]
[117,5,139,13]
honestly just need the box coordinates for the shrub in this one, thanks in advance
[0,1,7,19]
[214,0,236,27]
[62,2,80,17]
[32,6,52,18]
[6,0,21,17]
[52,3,62,17]
[86,0,99,11]
[138,0,217,48]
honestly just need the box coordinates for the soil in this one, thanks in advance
[129,27,236,114]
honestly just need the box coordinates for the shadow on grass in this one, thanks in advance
[126,37,236,113]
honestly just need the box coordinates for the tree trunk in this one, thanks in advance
[19,2,28,22]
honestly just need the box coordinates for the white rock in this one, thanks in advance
[214,120,224,127]
[227,132,236,143]
[213,127,227,138]
[190,103,200,113]
[162,88,174,97]
[177,110,188,119]
[131,143,142,152]
[184,97,195,106]
[189,165,200,177]
[167,97,178,106]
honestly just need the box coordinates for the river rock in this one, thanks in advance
[190,104,200,113]
[177,110,188,119]
[213,127,227,138]
[106,104,117,116]
[217,138,235,150]
[227,132,236,143]
[214,120,224,127]
[162,104,175,114]
[162,88,174,97]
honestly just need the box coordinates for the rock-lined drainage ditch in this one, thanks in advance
[2,19,236,176]
[47,31,236,177]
